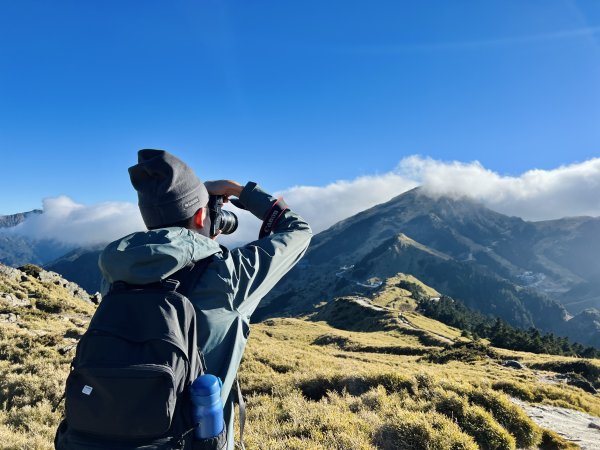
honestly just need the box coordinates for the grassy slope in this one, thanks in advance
[1,266,598,449]
[0,265,95,449]
[242,317,599,449]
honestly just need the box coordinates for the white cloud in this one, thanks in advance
[277,173,418,232]
[402,156,600,220]
[10,156,600,248]
[10,196,145,246]
[220,172,417,247]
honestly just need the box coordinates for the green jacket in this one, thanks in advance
[98,182,312,449]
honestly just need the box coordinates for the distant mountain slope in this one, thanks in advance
[305,188,600,299]
[45,247,104,294]
[0,232,72,267]
[0,209,73,267]
[559,280,600,314]
[0,209,42,228]
[260,188,600,346]
[38,188,600,343]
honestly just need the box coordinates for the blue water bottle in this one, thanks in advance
[190,374,224,439]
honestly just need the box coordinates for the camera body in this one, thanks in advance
[208,195,238,237]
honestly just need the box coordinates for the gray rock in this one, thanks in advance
[0,313,19,323]
[58,344,77,355]
[558,374,598,394]
[90,292,102,305]
[0,263,22,281]
[502,360,526,369]
[0,292,30,308]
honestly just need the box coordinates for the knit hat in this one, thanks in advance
[128,149,209,229]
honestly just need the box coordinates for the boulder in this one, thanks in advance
[556,373,598,394]
[0,313,19,324]
[502,360,525,369]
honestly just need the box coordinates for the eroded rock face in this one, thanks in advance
[0,292,30,308]
[0,263,21,281]
[0,312,19,323]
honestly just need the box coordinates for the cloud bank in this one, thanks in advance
[10,196,145,246]
[403,156,600,221]
[9,156,600,248]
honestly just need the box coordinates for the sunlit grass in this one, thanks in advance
[0,265,596,449]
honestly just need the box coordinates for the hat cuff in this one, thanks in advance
[139,185,209,228]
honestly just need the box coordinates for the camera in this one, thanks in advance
[208,195,238,237]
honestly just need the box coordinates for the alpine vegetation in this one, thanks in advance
[1,263,598,449]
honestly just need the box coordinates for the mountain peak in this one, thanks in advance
[0,210,43,228]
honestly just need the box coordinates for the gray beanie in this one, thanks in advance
[128,149,209,229]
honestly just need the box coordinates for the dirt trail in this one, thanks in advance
[512,399,600,449]
[397,313,454,344]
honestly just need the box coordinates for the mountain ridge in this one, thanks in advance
[6,188,600,345]
[0,209,42,228]
[260,188,600,346]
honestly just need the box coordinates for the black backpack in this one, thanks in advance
[54,258,226,450]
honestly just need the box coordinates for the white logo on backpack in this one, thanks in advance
[82,385,93,395]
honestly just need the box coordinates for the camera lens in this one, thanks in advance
[219,210,238,234]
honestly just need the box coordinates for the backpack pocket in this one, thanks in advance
[66,364,177,440]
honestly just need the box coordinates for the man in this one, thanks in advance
[98,149,312,449]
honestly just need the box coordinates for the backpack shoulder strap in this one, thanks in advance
[169,256,214,377]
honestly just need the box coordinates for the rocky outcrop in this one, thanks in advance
[0,263,98,305]
[0,292,30,308]
[0,263,21,281]
[16,264,95,304]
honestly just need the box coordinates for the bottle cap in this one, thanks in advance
[191,374,222,396]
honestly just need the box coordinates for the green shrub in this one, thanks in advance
[17,265,42,278]
[539,429,581,449]
[299,373,417,401]
[530,361,600,386]
[425,341,498,364]
[34,296,64,314]
[434,390,516,450]
[468,387,541,448]
[491,381,535,402]
[374,408,478,450]
[367,373,417,396]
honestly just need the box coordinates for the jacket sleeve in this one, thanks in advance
[228,182,312,318]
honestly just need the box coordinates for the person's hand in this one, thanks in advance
[204,180,243,202]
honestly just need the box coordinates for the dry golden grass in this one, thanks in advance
[0,266,596,449]
[239,318,598,449]
[371,274,439,311]
[0,268,95,450]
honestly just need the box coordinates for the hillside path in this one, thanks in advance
[512,399,600,449]
[397,313,454,344]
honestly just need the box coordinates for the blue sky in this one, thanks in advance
[1,0,599,215]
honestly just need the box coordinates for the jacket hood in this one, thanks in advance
[99,227,222,285]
